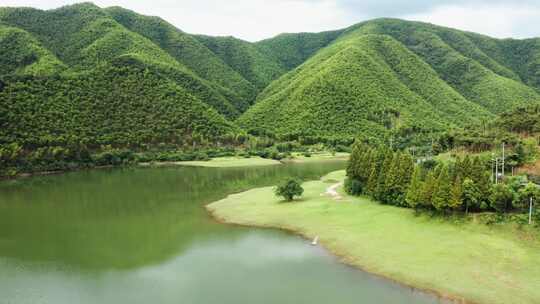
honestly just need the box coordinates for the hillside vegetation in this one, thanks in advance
[241,19,540,142]
[1,3,540,175]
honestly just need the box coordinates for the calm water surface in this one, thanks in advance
[0,162,448,304]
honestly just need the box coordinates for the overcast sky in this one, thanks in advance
[2,0,540,41]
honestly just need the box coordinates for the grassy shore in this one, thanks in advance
[143,153,350,168]
[174,156,281,167]
[207,170,540,304]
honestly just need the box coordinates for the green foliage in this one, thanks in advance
[462,178,481,214]
[344,178,363,196]
[106,7,259,112]
[2,4,540,177]
[405,166,423,209]
[274,179,304,201]
[346,142,539,219]
[240,19,540,141]
[517,182,540,211]
[432,165,453,211]
[195,34,286,91]
[490,184,515,213]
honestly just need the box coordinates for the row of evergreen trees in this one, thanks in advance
[346,143,540,214]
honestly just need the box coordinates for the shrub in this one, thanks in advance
[275,179,304,201]
[344,178,362,196]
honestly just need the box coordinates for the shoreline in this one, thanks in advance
[206,170,540,304]
[1,154,349,181]
[207,207,469,304]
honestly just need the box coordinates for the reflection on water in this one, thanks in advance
[0,162,449,303]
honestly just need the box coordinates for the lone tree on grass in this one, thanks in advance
[275,179,304,202]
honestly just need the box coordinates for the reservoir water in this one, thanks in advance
[0,162,447,303]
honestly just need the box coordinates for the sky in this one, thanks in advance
[2,0,540,41]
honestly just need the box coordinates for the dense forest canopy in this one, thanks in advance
[1,2,539,176]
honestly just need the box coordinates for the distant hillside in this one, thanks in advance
[241,19,540,140]
[1,3,539,151]
[239,34,494,139]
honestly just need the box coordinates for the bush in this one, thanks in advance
[275,179,304,201]
[344,178,362,196]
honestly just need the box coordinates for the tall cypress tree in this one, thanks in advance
[433,165,452,211]
[384,152,402,205]
[375,150,393,202]
[346,143,360,179]
[406,166,424,209]
[462,178,480,214]
[420,171,437,209]
[461,155,472,180]
[449,176,463,211]
[397,153,415,205]
[472,158,492,210]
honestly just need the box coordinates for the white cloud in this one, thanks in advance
[404,3,540,39]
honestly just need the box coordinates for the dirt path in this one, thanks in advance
[323,182,343,200]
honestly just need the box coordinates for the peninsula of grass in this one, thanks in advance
[147,153,350,168]
[207,170,540,304]
[173,156,281,168]
[283,152,350,163]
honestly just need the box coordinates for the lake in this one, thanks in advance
[0,162,447,303]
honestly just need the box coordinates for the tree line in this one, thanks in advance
[346,142,540,217]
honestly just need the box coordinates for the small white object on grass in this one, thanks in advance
[312,236,319,246]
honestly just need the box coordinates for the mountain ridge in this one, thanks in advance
[1,2,539,150]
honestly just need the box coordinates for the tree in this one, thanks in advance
[517,182,540,211]
[366,166,379,196]
[420,171,437,209]
[384,152,402,205]
[397,153,415,206]
[490,184,515,213]
[405,166,423,209]
[462,178,480,214]
[449,176,463,211]
[275,179,304,202]
[374,150,393,202]
[432,165,452,211]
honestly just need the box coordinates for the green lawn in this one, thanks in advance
[163,153,349,168]
[170,157,281,168]
[207,170,540,304]
[284,152,350,163]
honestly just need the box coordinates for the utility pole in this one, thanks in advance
[502,142,505,177]
[491,153,495,183]
[495,158,499,184]
[529,197,534,225]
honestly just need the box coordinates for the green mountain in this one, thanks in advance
[241,19,540,139]
[1,4,539,151]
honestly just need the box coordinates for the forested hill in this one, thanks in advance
[240,19,540,141]
[1,3,540,153]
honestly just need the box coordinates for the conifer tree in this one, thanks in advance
[470,157,492,209]
[490,183,514,213]
[449,176,463,210]
[461,155,472,180]
[375,150,393,202]
[399,154,415,193]
[346,143,360,178]
[405,166,423,209]
[432,165,452,211]
[420,171,437,209]
[366,166,379,196]
[462,178,480,214]
[384,152,402,204]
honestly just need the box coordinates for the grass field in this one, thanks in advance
[169,153,350,168]
[176,156,281,167]
[283,152,350,163]
[207,170,540,304]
